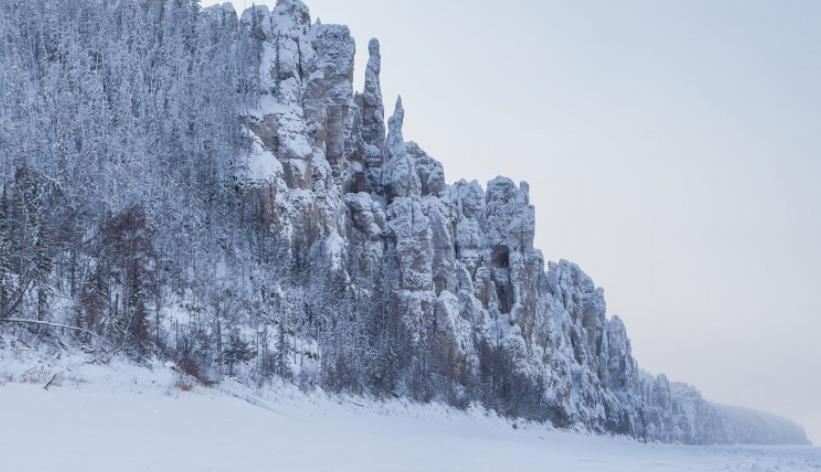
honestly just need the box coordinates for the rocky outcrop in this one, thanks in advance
[225,0,807,445]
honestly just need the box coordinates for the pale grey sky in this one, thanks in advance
[203,0,821,443]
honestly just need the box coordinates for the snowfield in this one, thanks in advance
[0,354,818,472]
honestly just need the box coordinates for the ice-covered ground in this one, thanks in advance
[0,352,818,472]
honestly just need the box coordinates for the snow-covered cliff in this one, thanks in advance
[0,0,808,445]
[224,0,807,444]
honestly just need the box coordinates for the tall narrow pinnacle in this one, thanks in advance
[386,95,405,160]
[362,38,385,150]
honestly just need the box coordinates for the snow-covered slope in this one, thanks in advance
[0,357,818,472]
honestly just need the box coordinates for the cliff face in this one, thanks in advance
[0,0,808,446]
[226,1,804,444]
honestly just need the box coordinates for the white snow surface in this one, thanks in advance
[0,352,818,472]
[244,128,284,182]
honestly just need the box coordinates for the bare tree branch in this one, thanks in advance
[0,318,98,337]
[43,374,58,390]
[0,277,34,320]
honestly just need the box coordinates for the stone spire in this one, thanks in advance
[361,38,387,193]
[361,38,386,150]
[385,95,405,160]
[382,96,421,201]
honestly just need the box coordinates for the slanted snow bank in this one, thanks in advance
[0,352,819,472]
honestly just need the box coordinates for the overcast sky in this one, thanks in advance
[202,0,821,443]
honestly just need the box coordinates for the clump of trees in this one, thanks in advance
[0,0,260,370]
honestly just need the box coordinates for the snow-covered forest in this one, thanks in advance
[0,0,809,446]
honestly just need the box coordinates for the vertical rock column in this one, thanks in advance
[358,39,387,193]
